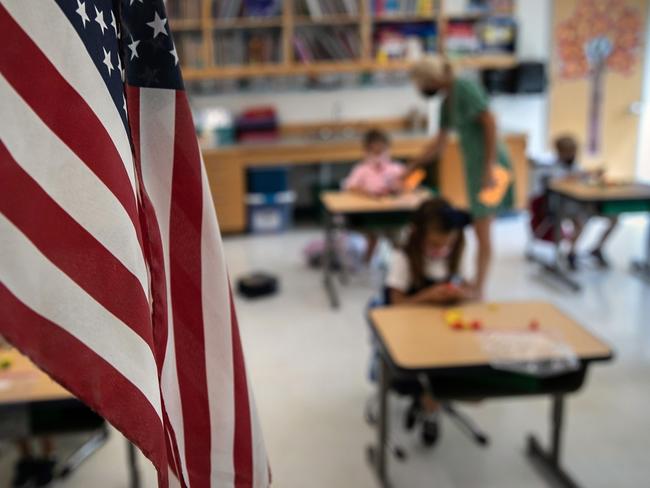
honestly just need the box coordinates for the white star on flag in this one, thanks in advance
[146,12,168,38]
[128,37,140,60]
[94,6,108,35]
[110,11,119,38]
[75,0,89,28]
[170,45,179,66]
[102,48,113,75]
[129,0,144,5]
[122,95,127,115]
[117,54,124,81]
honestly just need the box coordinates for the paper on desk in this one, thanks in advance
[479,331,579,377]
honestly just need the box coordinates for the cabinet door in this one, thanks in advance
[203,152,246,233]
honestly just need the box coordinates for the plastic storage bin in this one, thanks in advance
[246,191,296,234]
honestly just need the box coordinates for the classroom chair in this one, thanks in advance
[364,298,489,462]
[525,192,587,290]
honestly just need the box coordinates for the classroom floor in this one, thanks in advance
[2,214,650,488]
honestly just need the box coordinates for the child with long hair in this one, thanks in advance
[383,197,473,445]
[385,198,473,306]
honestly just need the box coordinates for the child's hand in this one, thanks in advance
[370,188,390,198]
[390,178,405,194]
[458,283,481,301]
[423,284,462,304]
[481,164,497,191]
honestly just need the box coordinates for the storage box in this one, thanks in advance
[246,191,296,233]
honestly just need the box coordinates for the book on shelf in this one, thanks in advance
[168,0,202,19]
[243,0,281,17]
[176,33,205,69]
[214,0,243,19]
[212,0,281,19]
[298,0,359,18]
[444,17,515,55]
[304,0,323,18]
[214,30,280,66]
[293,37,313,62]
[293,27,360,62]
[446,21,481,54]
[374,23,437,61]
[477,17,516,53]
[374,0,433,15]
[468,0,514,16]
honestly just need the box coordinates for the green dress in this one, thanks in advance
[440,78,514,218]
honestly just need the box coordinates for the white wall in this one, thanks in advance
[190,0,553,156]
[191,84,426,123]
[515,0,552,60]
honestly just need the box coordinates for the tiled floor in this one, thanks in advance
[2,214,650,487]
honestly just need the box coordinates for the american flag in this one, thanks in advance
[0,0,269,486]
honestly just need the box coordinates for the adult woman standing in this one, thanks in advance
[406,56,514,297]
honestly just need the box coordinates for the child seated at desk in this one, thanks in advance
[383,198,473,445]
[342,129,406,262]
[550,135,619,270]
[342,128,405,197]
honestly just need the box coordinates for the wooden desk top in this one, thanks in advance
[0,349,71,405]
[549,180,650,202]
[321,189,432,214]
[370,301,612,371]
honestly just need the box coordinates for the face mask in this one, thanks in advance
[561,156,575,167]
[420,87,439,98]
[425,245,451,260]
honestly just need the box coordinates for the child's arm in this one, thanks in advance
[403,131,449,176]
[342,165,366,192]
[388,283,462,306]
[478,111,498,190]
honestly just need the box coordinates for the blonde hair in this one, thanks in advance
[409,55,454,85]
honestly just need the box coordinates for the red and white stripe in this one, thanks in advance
[0,2,269,487]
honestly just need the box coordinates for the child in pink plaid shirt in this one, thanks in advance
[343,129,405,197]
[342,129,406,262]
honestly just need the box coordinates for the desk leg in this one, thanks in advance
[542,194,581,292]
[127,441,141,488]
[366,356,391,487]
[526,395,581,488]
[323,211,340,308]
[631,215,650,283]
[57,425,109,478]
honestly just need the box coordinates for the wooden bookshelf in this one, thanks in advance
[169,19,203,31]
[212,18,284,29]
[168,0,517,80]
[374,14,437,23]
[183,54,515,80]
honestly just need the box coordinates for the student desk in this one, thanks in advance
[368,301,613,488]
[0,349,141,487]
[546,180,650,290]
[319,189,432,308]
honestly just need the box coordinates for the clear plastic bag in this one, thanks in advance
[478,330,580,378]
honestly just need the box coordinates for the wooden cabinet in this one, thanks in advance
[202,152,245,232]
[202,133,528,234]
